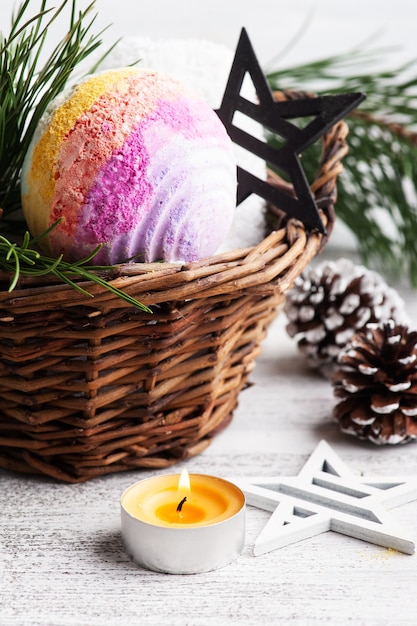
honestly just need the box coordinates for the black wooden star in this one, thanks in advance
[215,28,366,233]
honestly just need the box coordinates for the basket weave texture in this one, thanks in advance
[0,92,349,482]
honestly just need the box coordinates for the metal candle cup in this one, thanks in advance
[120,472,246,574]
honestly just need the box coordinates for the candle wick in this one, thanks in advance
[176,496,187,512]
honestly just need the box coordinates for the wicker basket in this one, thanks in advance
[0,91,349,482]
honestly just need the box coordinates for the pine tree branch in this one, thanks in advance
[350,109,417,146]
[0,0,108,214]
[267,46,417,286]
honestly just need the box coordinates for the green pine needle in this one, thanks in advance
[0,0,111,214]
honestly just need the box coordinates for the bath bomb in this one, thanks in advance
[98,37,267,250]
[21,67,237,264]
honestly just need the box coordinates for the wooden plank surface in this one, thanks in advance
[1,283,417,626]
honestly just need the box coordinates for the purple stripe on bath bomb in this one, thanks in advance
[63,96,234,264]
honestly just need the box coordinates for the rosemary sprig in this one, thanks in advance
[0,225,152,312]
[267,46,417,286]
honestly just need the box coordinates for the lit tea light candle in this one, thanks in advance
[121,469,245,574]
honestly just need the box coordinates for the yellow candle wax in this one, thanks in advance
[121,471,244,528]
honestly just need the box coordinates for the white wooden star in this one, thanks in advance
[232,440,417,556]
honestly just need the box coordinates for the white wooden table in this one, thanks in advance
[2,273,417,626]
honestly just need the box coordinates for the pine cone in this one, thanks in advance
[332,320,417,444]
[284,258,407,377]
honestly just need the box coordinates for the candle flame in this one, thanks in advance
[178,468,191,494]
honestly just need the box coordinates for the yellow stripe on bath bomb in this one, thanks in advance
[23,68,140,238]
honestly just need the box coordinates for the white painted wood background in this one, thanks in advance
[2,1,417,623]
[1,260,417,626]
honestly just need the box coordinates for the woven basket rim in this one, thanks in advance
[0,89,349,307]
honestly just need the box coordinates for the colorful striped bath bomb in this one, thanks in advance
[21,67,237,264]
